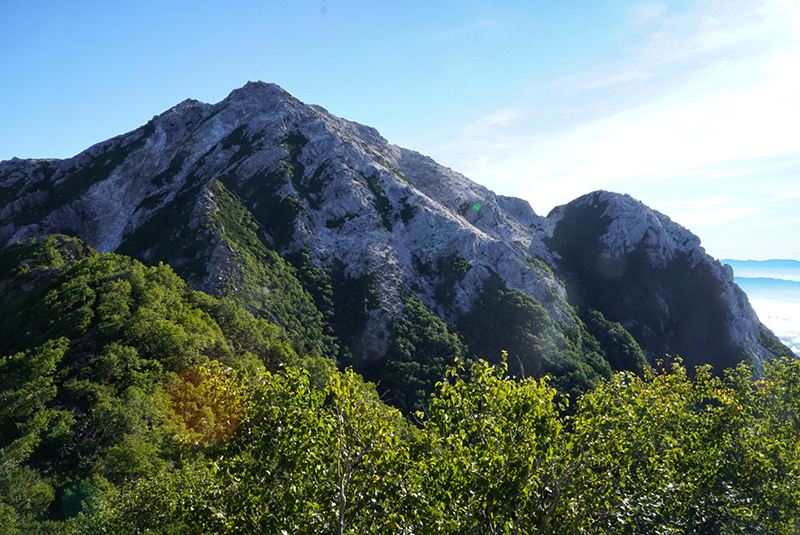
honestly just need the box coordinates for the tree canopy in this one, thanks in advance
[2,236,800,534]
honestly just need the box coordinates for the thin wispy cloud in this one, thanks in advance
[461,109,523,137]
[631,2,668,27]
[430,0,800,260]
[662,197,762,227]
[770,192,800,203]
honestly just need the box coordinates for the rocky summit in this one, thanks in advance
[0,81,789,385]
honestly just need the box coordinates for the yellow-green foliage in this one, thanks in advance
[77,357,800,534]
[163,361,244,446]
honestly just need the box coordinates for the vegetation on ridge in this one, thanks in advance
[0,235,321,532]
[2,235,799,534]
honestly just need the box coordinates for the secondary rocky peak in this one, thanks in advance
[546,189,779,371]
[550,190,703,268]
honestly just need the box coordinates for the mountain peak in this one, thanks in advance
[0,85,790,374]
[223,80,297,107]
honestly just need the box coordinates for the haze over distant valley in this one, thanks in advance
[726,259,800,356]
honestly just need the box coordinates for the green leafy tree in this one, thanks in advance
[563,359,800,534]
[412,356,567,534]
[723,358,800,531]
[200,367,410,534]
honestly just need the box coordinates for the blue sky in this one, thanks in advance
[2,0,799,260]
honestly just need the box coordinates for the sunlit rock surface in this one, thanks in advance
[0,81,784,367]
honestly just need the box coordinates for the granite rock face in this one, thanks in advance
[546,191,775,370]
[0,82,785,368]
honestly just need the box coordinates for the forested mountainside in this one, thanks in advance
[1,236,800,533]
[1,81,796,532]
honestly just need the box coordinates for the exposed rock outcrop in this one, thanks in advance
[0,82,787,370]
[546,191,775,370]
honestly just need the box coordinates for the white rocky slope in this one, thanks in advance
[0,82,783,367]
